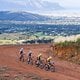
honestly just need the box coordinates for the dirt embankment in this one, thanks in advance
[0,44,80,80]
[51,43,80,64]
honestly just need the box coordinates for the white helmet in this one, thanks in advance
[20,48,23,51]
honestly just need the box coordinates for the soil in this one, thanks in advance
[0,44,80,80]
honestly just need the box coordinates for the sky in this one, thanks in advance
[0,0,80,11]
[47,0,80,9]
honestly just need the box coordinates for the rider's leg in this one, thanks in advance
[22,56,24,62]
[20,55,24,62]
[47,61,51,69]
[28,56,31,63]
[19,55,22,61]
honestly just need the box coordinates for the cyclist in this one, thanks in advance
[37,53,42,64]
[46,56,52,66]
[27,50,33,63]
[19,48,24,62]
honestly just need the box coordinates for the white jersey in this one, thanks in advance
[20,48,24,54]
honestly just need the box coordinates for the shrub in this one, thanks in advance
[56,41,75,47]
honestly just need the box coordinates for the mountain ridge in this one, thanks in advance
[0,11,50,21]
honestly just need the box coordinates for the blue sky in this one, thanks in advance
[0,0,80,11]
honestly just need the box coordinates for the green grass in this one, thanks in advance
[56,41,75,47]
[76,38,80,44]
[56,38,80,47]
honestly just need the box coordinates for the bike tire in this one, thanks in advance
[50,66,55,72]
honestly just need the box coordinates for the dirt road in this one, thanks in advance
[0,44,80,80]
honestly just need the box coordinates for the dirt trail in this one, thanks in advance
[0,44,80,80]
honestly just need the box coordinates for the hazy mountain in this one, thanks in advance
[0,0,64,12]
[0,11,50,21]
[25,0,64,11]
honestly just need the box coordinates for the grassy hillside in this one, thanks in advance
[51,39,80,64]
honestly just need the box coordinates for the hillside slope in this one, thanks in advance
[51,41,80,64]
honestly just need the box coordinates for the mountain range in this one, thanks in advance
[25,0,64,11]
[0,11,50,21]
[0,0,64,12]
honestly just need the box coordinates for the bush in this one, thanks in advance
[76,38,80,44]
[56,41,75,47]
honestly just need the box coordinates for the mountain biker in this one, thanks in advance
[46,56,52,66]
[37,53,42,63]
[19,48,24,62]
[27,50,33,62]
